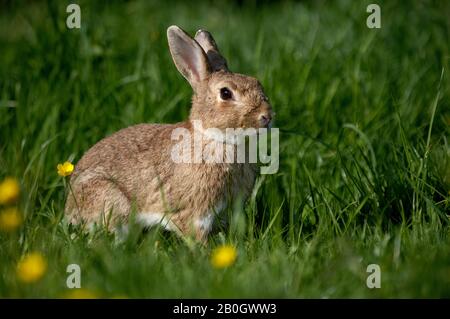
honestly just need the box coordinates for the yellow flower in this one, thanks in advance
[63,288,98,299]
[57,161,74,177]
[0,207,22,232]
[17,252,47,283]
[211,245,237,269]
[0,177,20,204]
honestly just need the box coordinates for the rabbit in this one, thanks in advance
[65,25,274,241]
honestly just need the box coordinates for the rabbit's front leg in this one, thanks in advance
[193,213,215,243]
[170,208,217,242]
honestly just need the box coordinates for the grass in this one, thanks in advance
[0,0,449,298]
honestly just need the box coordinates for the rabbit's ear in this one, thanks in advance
[167,25,211,88]
[194,30,229,72]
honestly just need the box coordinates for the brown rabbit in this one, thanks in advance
[65,25,273,241]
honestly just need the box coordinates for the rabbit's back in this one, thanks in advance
[73,123,176,175]
[65,123,184,224]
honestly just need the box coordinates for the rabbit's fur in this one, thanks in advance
[65,26,273,241]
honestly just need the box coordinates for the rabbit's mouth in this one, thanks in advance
[256,110,274,129]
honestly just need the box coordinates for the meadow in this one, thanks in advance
[0,0,449,298]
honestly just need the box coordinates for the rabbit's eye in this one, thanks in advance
[220,87,233,100]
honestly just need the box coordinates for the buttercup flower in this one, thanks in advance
[64,288,98,299]
[0,177,20,204]
[17,252,47,283]
[211,245,237,269]
[0,207,22,232]
[57,161,74,177]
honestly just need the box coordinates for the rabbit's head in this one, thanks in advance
[167,25,273,131]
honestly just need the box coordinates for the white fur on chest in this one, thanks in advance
[194,200,226,233]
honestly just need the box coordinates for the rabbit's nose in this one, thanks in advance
[258,113,272,127]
